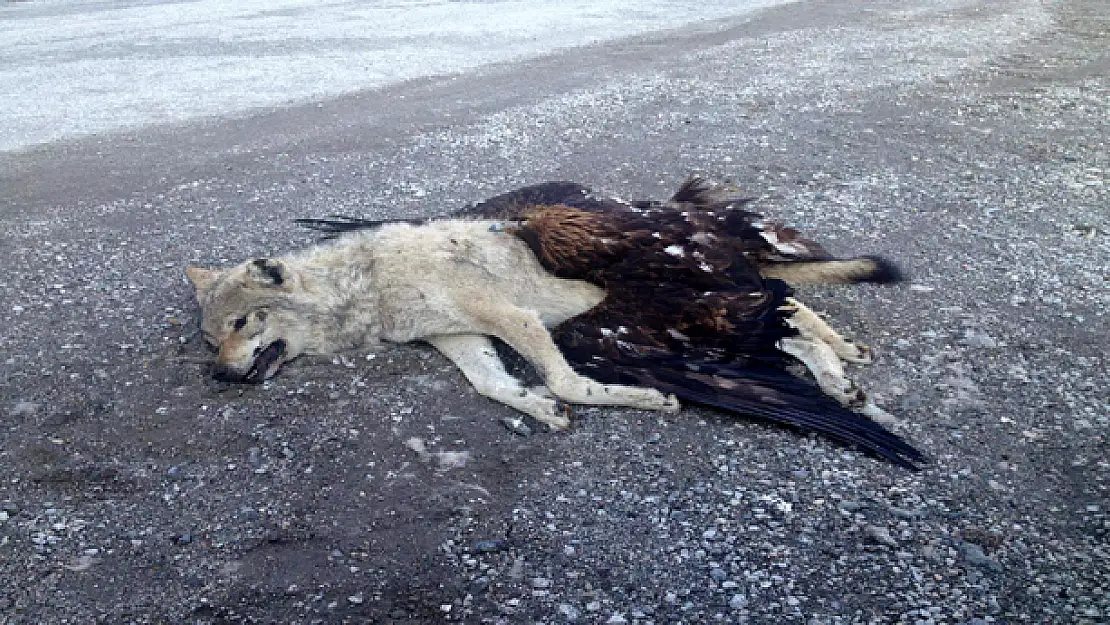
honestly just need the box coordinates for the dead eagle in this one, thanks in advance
[298,178,924,469]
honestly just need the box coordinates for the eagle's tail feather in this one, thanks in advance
[669,176,718,205]
[668,176,756,209]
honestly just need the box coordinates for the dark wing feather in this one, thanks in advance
[295,181,604,236]
[558,333,925,469]
[293,215,428,238]
[457,181,599,219]
[555,314,925,469]
[668,176,720,205]
[666,176,833,262]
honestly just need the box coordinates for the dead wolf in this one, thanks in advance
[187,179,923,468]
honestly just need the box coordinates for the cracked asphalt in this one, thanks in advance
[1,0,1107,623]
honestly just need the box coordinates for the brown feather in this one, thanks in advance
[508,205,626,278]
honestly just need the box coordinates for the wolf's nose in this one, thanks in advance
[211,363,242,383]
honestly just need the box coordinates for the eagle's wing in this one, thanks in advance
[514,204,924,469]
[664,176,834,262]
[293,215,427,237]
[556,306,924,469]
[295,181,606,236]
[457,181,604,219]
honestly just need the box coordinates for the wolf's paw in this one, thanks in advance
[836,341,874,365]
[633,388,680,412]
[660,393,681,413]
[860,402,903,427]
[537,412,571,430]
[820,373,868,409]
[843,382,869,411]
[529,398,571,430]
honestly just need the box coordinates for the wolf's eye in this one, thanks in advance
[232,316,247,331]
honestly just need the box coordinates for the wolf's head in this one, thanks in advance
[186,258,328,383]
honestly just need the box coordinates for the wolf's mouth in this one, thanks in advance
[244,339,287,383]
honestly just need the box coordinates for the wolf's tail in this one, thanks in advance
[759,255,905,285]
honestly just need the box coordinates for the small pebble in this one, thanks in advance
[959,331,998,349]
[9,402,40,417]
[501,417,532,436]
[473,539,507,554]
[558,604,580,621]
[865,525,898,547]
[961,542,1003,572]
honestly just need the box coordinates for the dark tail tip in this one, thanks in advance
[863,255,907,284]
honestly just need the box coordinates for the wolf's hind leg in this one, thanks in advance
[777,336,899,426]
[777,336,864,407]
[784,297,873,364]
[428,334,569,429]
[466,305,680,413]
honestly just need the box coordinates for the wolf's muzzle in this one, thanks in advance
[211,362,246,383]
[211,339,287,384]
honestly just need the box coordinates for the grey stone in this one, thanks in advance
[473,539,507,554]
[558,603,580,621]
[961,542,1003,572]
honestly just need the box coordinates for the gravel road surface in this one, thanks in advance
[1,0,1107,623]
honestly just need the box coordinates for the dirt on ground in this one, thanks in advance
[1,0,1107,623]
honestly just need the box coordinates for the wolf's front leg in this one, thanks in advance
[465,305,680,413]
[427,334,570,429]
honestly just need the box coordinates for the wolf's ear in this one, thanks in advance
[245,258,292,288]
[185,266,220,296]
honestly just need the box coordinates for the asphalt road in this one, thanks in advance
[0,0,787,152]
[1,0,1108,623]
